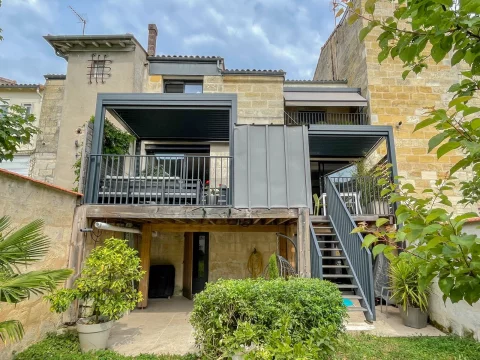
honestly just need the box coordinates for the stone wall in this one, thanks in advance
[0,169,79,359]
[31,78,65,184]
[209,232,277,281]
[204,75,284,125]
[314,0,476,213]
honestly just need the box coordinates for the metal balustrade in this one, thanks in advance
[319,176,392,216]
[284,111,369,125]
[86,154,232,205]
[326,177,376,321]
[310,222,323,280]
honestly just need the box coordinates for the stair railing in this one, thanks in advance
[325,177,375,321]
[309,221,323,280]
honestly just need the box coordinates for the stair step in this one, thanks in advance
[342,295,363,300]
[347,307,369,312]
[335,284,358,289]
[317,240,338,243]
[323,274,353,278]
[321,248,342,252]
[313,226,333,229]
[322,265,349,268]
[322,256,346,260]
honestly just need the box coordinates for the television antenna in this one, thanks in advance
[69,5,87,35]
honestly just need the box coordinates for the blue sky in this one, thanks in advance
[0,0,335,84]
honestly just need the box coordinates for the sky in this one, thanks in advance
[0,0,336,84]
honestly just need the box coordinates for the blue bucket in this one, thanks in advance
[343,298,354,307]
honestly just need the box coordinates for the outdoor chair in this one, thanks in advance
[313,193,322,216]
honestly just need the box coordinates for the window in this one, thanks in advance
[0,100,9,119]
[164,81,203,94]
[92,60,107,79]
[88,54,112,84]
[22,103,32,116]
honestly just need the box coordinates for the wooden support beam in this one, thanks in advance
[86,205,299,220]
[252,218,261,225]
[151,223,287,233]
[138,224,152,309]
[77,41,86,47]
[277,218,290,225]
[92,41,99,47]
[264,218,276,225]
[286,224,296,270]
[119,41,126,47]
[296,208,310,278]
[105,41,112,47]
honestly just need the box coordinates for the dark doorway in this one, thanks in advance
[192,232,209,294]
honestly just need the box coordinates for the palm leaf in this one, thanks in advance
[0,320,24,344]
[0,218,50,273]
[0,269,73,304]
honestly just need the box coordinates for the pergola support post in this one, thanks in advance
[297,208,311,278]
[138,223,152,309]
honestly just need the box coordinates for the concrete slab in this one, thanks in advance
[108,298,445,357]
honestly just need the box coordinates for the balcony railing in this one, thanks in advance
[317,176,392,216]
[285,111,369,126]
[87,154,232,206]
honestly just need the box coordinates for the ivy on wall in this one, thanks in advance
[72,116,135,191]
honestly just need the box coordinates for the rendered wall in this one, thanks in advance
[0,170,78,359]
[428,220,480,340]
[34,46,147,190]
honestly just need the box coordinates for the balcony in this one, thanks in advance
[284,111,369,126]
[87,154,232,206]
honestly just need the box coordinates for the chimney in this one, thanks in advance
[148,24,158,56]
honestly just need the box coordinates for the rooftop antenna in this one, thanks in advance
[69,5,87,35]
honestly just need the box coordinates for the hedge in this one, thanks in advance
[190,278,347,359]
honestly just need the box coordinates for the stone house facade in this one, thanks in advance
[314,0,479,338]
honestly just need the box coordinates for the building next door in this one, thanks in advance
[192,232,209,294]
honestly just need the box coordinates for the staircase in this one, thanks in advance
[311,216,372,320]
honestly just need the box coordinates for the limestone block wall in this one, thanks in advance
[209,232,277,282]
[0,170,79,359]
[205,75,284,125]
[31,78,65,184]
[314,0,476,213]
[144,75,164,93]
[150,232,185,295]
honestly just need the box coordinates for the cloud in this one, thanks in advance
[0,0,335,83]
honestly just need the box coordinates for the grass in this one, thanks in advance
[335,333,480,360]
[14,332,480,360]
[13,332,195,360]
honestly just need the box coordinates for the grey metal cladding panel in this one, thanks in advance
[249,127,269,207]
[286,127,309,208]
[233,125,311,209]
[149,62,220,76]
[233,127,249,208]
[267,126,288,207]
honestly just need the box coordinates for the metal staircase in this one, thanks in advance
[310,177,376,322]
[311,218,371,317]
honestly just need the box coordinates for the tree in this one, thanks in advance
[336,0,480,304]
[0,103,39,162]
[0,216,72,343]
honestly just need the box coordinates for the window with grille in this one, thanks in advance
[88,54,112,84]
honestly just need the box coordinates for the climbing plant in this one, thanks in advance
[72,116,135,191]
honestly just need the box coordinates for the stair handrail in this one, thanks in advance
[325,177,375,322]
[309,221,323,280]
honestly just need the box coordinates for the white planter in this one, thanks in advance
[76,318,114,352]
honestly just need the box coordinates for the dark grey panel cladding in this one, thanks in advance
[233,125,312,209]
[149,62,220,76]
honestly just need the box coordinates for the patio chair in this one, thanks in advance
[313,193,322,216]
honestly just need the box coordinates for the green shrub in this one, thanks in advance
[267,253,279,279]
[190,278,347,359]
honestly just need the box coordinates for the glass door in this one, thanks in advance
[192,232,209,294]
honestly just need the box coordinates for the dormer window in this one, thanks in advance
[164,81,203,94]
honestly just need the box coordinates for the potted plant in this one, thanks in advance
[389,256,429,329]
[46,237,145,352]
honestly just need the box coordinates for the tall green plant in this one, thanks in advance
[389,256,429,312]
[46,238,144,324]
[0,216,72,343]
[267,253,280,279]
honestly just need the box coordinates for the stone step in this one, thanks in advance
[323,274,353,279]
[342,294,363,300]
[347,307,369,312]
[322,256,346,260]
[336,284,358,289]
